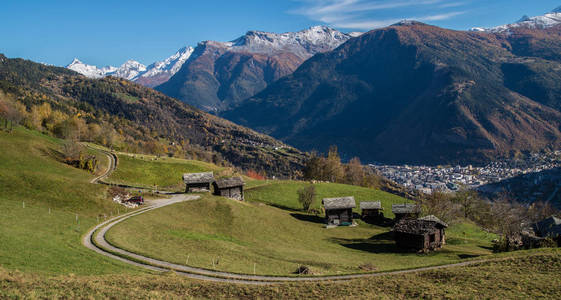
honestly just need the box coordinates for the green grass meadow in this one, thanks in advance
[106,193,495,276]
[2,126,561,300]
[0,127,139,275]
[246,181,410,218]
[106,153,223,190]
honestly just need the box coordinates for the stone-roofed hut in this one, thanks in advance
[213,177,245,200]
[322,196,356,226]
[392,204,421,221]
[360,201,384,223]
[393,215,448,252]
[183,172,214,193]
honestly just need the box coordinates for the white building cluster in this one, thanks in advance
[370,151,561,194]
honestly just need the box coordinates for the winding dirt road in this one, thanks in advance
[82,150,501,285]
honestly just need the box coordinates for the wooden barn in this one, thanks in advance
[322,196,356,226]
[183,172,214,193]
[391,204,421,221]
[360,201,384,223]
[393,215,448,252]
[213,177,245,200]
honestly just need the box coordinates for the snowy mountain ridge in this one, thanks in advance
[67,26,356,86]
[472,7,561,33]
[66,46,193,86]
[207,26,354,59]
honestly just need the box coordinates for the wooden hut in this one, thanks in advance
[360,201,384,223]
[213,177,245,200]
[393,215,448,252]
[322,196,356,226]
[183,172,214,193]
[391,204,421,221]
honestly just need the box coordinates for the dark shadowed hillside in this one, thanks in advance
[223,22,561,165]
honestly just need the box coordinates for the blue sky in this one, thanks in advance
[1,0,560,67]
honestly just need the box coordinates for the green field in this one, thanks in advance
[0,127,138,275]
[2,126,560,299]
[246,181,410,217]
[106,193,495,276]
[105,152,224,190]
[4,249,560,299]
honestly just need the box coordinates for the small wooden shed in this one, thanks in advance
[183,172,214,193]
[322,196,356,226]
[213,177,245,200]
[391,204,421,221]
[393,215,448,252]
[360,201,384,222]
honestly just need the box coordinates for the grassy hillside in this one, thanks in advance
[0,54,307,177]
[246,181,409,216]
[0,127,138,275]
[105,152,224,190]
[3,249,560,299]
[106,194,495,276]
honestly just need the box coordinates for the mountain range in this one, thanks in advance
[472,6,561,33]
[67,46,194,88]
[156,26,355,112]
[223,9,561,165]
[64,6,561,166]
[67,26,356,112]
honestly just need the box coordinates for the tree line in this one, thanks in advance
[303,146,382,188]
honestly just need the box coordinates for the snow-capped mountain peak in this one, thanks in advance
[110,60,146,80]
[213,26,354,59]
[66,58,109,79]
[473,7,561,33]
[66,46,194,87]
[139,46,194,79]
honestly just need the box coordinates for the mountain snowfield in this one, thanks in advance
[221,25,353,59]
[66,46,194,87]
[472,6,561,33]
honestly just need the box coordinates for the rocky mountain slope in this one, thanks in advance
[222,21,561,165]
[66,46,194,87]
[2,54,305,176]
[155,26,354,112]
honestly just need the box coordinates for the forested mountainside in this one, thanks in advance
[223,22,561,165]
[0,54,306,177]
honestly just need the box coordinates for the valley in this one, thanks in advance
[3,3,561,299]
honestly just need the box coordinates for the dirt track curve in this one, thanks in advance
[82,150,501,285]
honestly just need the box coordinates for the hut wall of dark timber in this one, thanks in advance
[322,197,356,226]
[326,208,353,225]
[394,229,445,251]
[213,177,245,200]
[360,201,383,223]
[393,216,448,252]
[183,172,214,193]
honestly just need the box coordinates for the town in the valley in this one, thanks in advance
[370,151,561,195]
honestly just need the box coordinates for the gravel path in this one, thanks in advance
[81,150,501,285]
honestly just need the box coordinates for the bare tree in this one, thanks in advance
[345,157,365,186]
[298,185,317,212]
[420,189,458,223]
[453,188,480,219]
